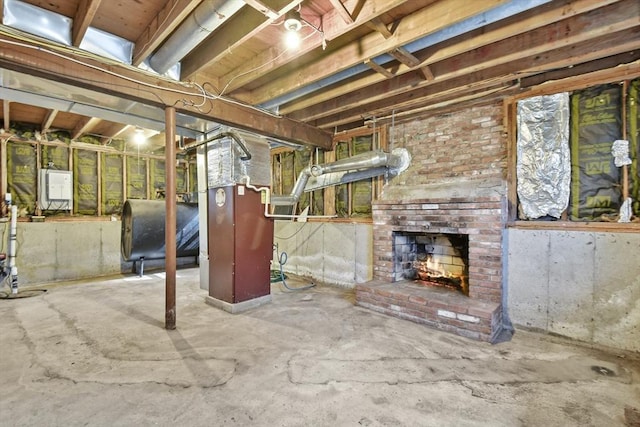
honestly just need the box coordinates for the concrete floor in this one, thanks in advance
[1,268,639,427]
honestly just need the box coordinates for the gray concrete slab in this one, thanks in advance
[1,268,639,426]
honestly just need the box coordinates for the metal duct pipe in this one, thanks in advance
[270,166,312,206]
[149,0,245,75]
[271,149,409,206]
[310,150,398,177]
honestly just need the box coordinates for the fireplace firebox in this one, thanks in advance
[394,232,469,295]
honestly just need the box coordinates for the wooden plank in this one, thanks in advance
[278,0,622,116]
[365,17,392,38]
[2,99,9,130]
[244,0,508,104]
[41,109,58,132]
[390,47,421,68]
[329,0,355,24]
[72,117,102,140]
[243,0,279,19]
[287,1,639,122]
[313,28,640,128]
[364,59,395,78]
[72,0,102,47]
[419,65,434,81]
[0,35,333,149]
[132,0,202,66]
[181,0,302,80]
[213,0,410,92]
[99,123,131,144]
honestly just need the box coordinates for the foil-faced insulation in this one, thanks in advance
[516,93,570,219]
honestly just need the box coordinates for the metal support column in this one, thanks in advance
[165,106,177,330]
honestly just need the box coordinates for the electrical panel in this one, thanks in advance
[38,169,73,210]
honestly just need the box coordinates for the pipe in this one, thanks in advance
[9,205,18,294]
[260,0,553,110]
[310,150,399,176]
[149,0,246,75]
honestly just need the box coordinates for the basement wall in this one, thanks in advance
[0,220,122,285]
[507,229,640,352]
[274,221,372,287]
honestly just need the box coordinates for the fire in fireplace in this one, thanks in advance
[394,232,469,295]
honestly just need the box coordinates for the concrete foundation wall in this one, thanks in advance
[507,229,640,352]
[0,220,122,286]
[274,221,372,287]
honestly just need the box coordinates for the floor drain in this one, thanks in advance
[0,289,47,299]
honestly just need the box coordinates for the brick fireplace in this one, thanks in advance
[356,195,504,342]
[355,103,507,342]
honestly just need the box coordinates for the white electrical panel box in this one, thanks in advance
[38,169,73,210]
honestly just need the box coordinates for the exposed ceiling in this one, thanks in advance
[0,0,639,151]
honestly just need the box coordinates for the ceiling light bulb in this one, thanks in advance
[133,128,146,145]
[284,30,301,49]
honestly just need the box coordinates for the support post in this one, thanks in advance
[165,106,177,330]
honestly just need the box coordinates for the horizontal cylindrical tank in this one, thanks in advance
[121,199,199,261]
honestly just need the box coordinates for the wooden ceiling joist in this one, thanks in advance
[246,0,509,105]
[99,123,131,145]
[279,0,637,118]
[132,0,202,66]
[72,0,102,47]
[72,117,102,140]
[243,0,279,19]
[2,100,10,131]
[328,0,355,24]
[214,0,409,93]
[41,109,58,133]
[364,58,395,78]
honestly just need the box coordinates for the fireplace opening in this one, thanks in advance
[393,232,469,295]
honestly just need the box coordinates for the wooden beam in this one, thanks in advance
[275,0,621,114]
[211,0,409,92]
[313,29,640,129]
[243,0,279,19]
[244,0,508,104]
[132,0,201,66]
[283,0,638,121]
[72,117,101,140]
[99,123,131,144]
[2,99,9,131]
[0,35,332,149]
[419,65,435,81]
[364,58,395,78]
[365,17,392,38]
[389,47,421,68]
[72,0,102,47]
[181,0,302,80]
[328,0,354,24]
[41,109,58,132]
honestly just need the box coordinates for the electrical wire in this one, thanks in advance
[0,30,285,118]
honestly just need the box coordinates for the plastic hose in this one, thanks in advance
[273,244,315,291]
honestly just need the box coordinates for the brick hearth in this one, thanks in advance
[356,280,502,342]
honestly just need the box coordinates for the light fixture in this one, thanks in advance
[284,10,302,32]
[281,9,327,50]
[133,127,146,145]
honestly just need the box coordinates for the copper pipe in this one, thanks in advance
[165,106,177,330]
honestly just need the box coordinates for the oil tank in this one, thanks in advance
[121,199,199,261]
